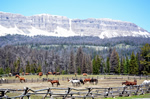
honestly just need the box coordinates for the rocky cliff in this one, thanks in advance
[0,12,150,38]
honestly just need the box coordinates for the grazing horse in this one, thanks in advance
[25,73,29,75]
[37,72,43,78]
[83,73,87,76]
[122,79,137,86]
[90,78,98,85]
[46,72,52,77]
[48,79,60,87]
[84,78,91,83]
[15,75,25,83]
[68,79,80,87]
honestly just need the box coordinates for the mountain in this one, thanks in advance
[0,12,150,39]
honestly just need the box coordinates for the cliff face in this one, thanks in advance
[0,12,150,38]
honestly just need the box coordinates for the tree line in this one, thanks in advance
[0,44,149,75]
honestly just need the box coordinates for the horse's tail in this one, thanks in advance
[58,82,60,85]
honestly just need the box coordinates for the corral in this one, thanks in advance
[0,74,150,98]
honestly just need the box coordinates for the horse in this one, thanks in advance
[84,78,91,83]
[48,79,60,87]
[43,78,48,82]
[56,72,60,75]
[25,73,29,75]
[68,79,80,87]
[141,80,150,86]
[15,75,26,83]
[80,79,84,85]
[53,72,56,75]
[83,73,87,76]
[90,78,98,85]
[37,72,43,78]
[46,72,52,77]
[9,73,12,77]
[122,79,137,86]
[75,73,77,77]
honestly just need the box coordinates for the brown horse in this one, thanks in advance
[15,75,26,83]
[74,73,77,77]
[46,72,52,77]
[83,73,87,76]
[25,73,29,75]
[37,72,43,78]
[90,78,98,85]
[122,79,137,86]
[48,79,60,87]
[84,78,91,83]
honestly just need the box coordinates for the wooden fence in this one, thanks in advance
[0,84,150,99]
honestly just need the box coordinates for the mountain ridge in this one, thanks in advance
[0,11,150,39]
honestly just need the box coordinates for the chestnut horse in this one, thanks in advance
[84,78,91,83]
[37,72,43,78]
[83,73,87,76]
[122,79,137,86]
[46,72,52,77]
[48,79,60,87]
[15,75,26,83]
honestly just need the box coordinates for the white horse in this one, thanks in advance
[69,79,80,87]
[141,80,150,86]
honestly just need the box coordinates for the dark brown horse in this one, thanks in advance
[15,75,26,83]
[90,78,98,85]
[48,79,60,87]
[122,79,137,86]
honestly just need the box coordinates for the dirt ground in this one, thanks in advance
[0,78,146,90]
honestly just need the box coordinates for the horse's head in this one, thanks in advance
[48,79,52,82]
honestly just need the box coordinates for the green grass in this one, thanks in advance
[105,93,150,99]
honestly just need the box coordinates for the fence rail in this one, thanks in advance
[0,84,150,99]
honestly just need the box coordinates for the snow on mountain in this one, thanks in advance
[0,12,150,39]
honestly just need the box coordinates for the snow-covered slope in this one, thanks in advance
[0,12,150,38]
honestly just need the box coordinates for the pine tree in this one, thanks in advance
[125,55,129,74]
[140,43,150,75]
[110,48,120,73]
[106,57,110,73]
[26,61,30,73]
[129,52,138,74]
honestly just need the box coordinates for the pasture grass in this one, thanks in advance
[2,74,141,80]
[105,93,150,99]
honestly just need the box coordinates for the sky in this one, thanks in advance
[0,0,150,32]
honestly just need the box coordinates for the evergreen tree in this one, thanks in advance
[140,43,150,75]
[129,52,138,74]
[110,48,120,73]
[106,57,110,73]
[125,55,129,74]
[26,61,30,73]
[0,68,4,74]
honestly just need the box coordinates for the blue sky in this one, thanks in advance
[0,0,150,32]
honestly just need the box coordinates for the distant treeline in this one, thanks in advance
[0,35,150,47]
[0,43,149,75]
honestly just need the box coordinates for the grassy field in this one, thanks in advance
[1,74,149,99]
